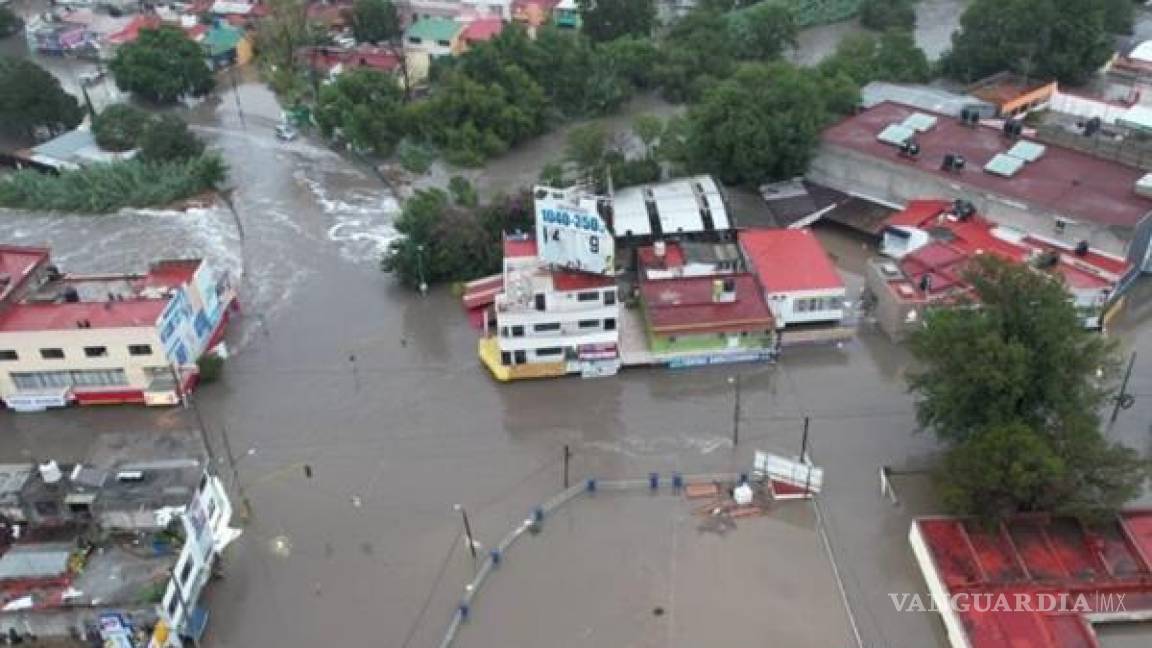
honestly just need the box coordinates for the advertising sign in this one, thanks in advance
[534,187,615,275]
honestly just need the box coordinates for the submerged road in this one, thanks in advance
[3,2,1151,646]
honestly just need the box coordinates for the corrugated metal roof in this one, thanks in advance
[0,545,71,581]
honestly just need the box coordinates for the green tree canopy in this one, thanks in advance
[347,0,401,44]
[578,0,656,42]
[858,0,916,32]
[0,57,83,141]
[819,30,931,85]
[92,104,149,151]
[684,62,856,186]
[110,27,215,103]
[565,123,610,174]
[139,114,206,163]
[727,2,798,61]
[315,68,406,155]
[0,6,23,37]
[940,0,1115,85]
[909,256,1149,521]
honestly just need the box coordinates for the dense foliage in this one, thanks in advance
[681,62,857,185]
[92,104,149,151]
[578,0,657,42]
[139,115,206,163]
[346,0,401,44]
[110,27,215,103]
[0,154,227,213]
[0,57,83,141]
[315,68,406,155]
[940,0,1119,85]
[818,30,931,85]
[858,0,916,31]
[908,257,1149,520]
[0,6,22,37]
[381,189,534,288]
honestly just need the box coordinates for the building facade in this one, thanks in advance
[738,229,848,329]
[0,246,235,410]
[478,235,620,380]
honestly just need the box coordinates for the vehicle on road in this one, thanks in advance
[275,123,299,141]
[78,70,105,86]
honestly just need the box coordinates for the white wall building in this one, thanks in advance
[738,229,848,328]
[479,234,620,380]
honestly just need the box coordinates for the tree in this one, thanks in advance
[315,68,406,155]
[820,31,931,85]
[110,27,214,103]
[92,104,149,151]
[578,0,656,42]
[684,62,854,186]
[0,6,22,37]
[566,123,610,174]
[940,0,1113,85]
[909,256,1149,520]
[728,2,798,61]
[858,0,916,32]
[632,114,663,158]
[0,58,83,141]
[654,10,740,101]
[347,0,401,44]
[139,114,205,162]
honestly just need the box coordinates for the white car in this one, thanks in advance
[78,70,105,86]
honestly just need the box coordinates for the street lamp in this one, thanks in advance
[416,244,428,295]
[454,504,477,561]
[727,375,741,447]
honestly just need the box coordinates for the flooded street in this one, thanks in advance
[3,1,1152,646]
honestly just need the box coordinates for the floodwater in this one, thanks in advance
[2,1,1151,646]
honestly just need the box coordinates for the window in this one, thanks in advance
[40,348,64,360]
[513,350,526,364]
[604,290,616,306]
[436,39,450,47]
[11,369,128,391]
[533,323,561,333]
[500,351,512,366]
[128,344,153,356]
[1054,218,1068,234]
[179,558,194,586]
[511,325,525,337]
[536,347,563,357]
[534,294,546,311]
[578,320,600,329]
[84,346,108,358]
[0,350,16,361]
[604,318,616,331]
[198,474,208,493]
[577,291,600,302]
[166,593,179,618]
[408,36,422,45]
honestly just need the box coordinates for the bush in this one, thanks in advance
[92,104,150,152]
[448,176,478,207]
[139,114,205,163]
[858,0,916,32]
[396,139,434,174]
[196,352,224,384]
[0,153,228,212]
[0,7,22,37]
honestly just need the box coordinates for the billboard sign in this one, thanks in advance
[534,187,614,275]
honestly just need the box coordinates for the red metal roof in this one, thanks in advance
[503,236,537,259]
[914,512,1152,648]
[461,17,504,43]
[639,274,774,335]
[0,245,50,302]
[552,271,615,291]
[890,200,1130,297]
[635,242,687,271]
[738,229,845,294]
[821,102,1152,229]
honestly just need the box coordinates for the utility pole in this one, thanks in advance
[454,504,477,561]
[728,375,741,447]
[563,445,571,489]
[800,416,810,463]
[1111,351,1137,424]
[416,244,428,295]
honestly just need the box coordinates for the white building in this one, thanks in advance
[738,229,847,328]
[478,234,620,380]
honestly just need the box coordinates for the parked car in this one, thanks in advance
[274,123,298,141]
[78,70,105,86]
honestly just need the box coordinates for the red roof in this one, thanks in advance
[106,15,162,45]
[0,246,50,302]
[461,17,504,43]
[738,229,845,294]
[821,102,1152,229]
[914,512,1152,648]
[301,46,401,72]
[503,236,537,259]
[639,274,774,335]
[552,270,615,291]
[890,200,1130,297]
[635,242,687,271]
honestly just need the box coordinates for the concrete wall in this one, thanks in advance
[864,258,923,342]
[808,144,1137,262]
[648,331,774,353]
[0,327,167,400]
